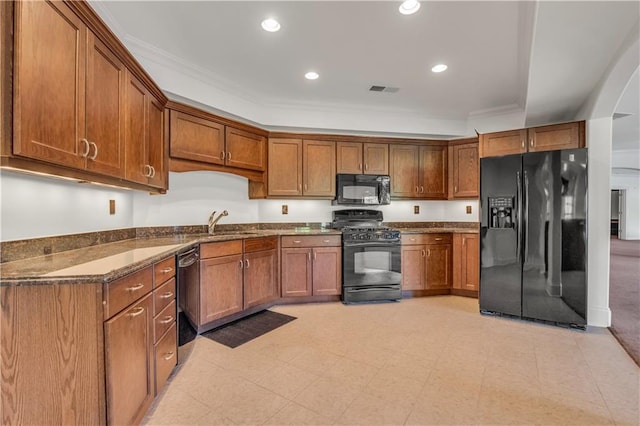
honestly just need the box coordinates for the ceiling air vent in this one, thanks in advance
[369,85,399,93]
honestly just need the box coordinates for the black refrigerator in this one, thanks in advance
[479,148,587,328]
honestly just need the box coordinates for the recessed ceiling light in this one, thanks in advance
[399,0,421,15]
[305,71,319,80]
[261,18,281,32]
[431,64,448,73]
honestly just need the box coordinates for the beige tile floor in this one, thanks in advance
[144,297,640,425]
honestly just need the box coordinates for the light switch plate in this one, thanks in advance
[282,205,288,215]
[414,205,420,214]
[109,199,116,215]
[466,205,472,214]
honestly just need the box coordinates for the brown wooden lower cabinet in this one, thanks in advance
[401,234,452,291]
[281,236,341,297]
[453,233,479,292]
[0,256,178,426]
[104,292,154,426]
[185,237,279,331]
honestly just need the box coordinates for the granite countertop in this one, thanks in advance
[0,228,341,286]
[0,226,477,286]
[398,227,479,234]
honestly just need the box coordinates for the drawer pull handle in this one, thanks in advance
[293,240,301,243]
[245,259,250,268]
[80,138,91,157]
[221,151,226,160]
[323,240,330,243]
[163,351,175,361]
[422,249,426,257]
[227,152,231,161]
[410,238,417,242]
[159,292,173,299]
[435,238,443,241]
[159,316,174,324]
[128,307,145,318]
[127,283,145,292]
[89,141,98,160]
[161,267,173,274]
[239,260,243,269]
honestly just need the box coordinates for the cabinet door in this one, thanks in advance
[528,122,581,152]
[401,245,426,290]
[225,127,266,171]
[85,32,125,177]
[363,143,389,175]
[13,0,87,169]
[450,143,479,198]
[479,129,526,158]
[303,140,336,196]
[124,73,148,184]
[268,138,303,196]
[281,248,312,297]
[104,293,153,426]
[425,244,452,289]
[389,144,419,198]
[243,249,278,309]
[336,142,363,174]
[460,234,479,291]
[169,111,224,164]
[312,247,342,296]
[147,96,166,189]
[419,146,447,199]
[200,254,243,324]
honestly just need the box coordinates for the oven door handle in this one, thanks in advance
[346,286,400,292]
[343,241,400,247]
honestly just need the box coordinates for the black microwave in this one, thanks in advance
[335,174,391,205]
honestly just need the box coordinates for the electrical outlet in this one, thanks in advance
[109,199,116,215]
[466,205,472,214]
[414,205,420,214]
[282,204,288,215]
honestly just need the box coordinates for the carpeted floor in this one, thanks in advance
[609,237,640,366]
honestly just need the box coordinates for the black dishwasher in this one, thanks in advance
[176,247,199,356]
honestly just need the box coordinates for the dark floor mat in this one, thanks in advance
[201,310,296,348]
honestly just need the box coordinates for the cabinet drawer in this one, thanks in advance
[281,235,341,248]
[153,277,176,316]
[104,267,153,320]
[244,236,278,253]
[154,300,176,343]
[401,234,452,245]
[155,323,177,394]
[154,257,176,287]
[201,240,243,259]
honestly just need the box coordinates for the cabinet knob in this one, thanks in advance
[80,138,91,158]
[89,141,98,160]
[126,283,145,292]
[159,291,174,299]
[128,306,145,318]
[159,315,174,324]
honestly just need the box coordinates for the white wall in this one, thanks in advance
[133,171,479,227]
[0,170,133,241]
[586,118,613,327]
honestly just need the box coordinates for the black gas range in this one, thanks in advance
[332,210,402,303]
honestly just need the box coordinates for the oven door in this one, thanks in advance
[342,241,401,288]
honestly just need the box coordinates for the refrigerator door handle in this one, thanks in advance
[516,171,522,263]
[523,170,529,263]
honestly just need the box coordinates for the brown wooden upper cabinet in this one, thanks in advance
[336,142,388,175]
[13,1,125,176]
[124,72,166,189]
[10,0,167,191]
[479,121,584,158]
[170,111,265,172]
[268,138,336,198]
[448,140,479,199]
[389,144,447,199]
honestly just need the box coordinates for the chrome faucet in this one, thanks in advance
[208,210,229,234]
